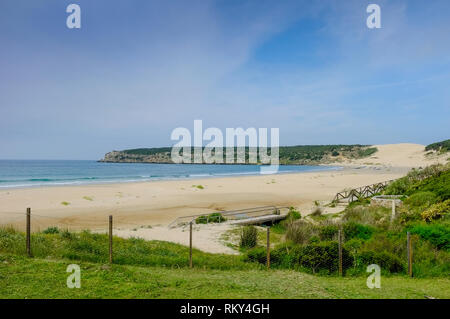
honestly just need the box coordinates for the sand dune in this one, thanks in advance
[342,143,447,167]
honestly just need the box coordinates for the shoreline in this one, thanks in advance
[0,165,408,231]
[0,163,342,190]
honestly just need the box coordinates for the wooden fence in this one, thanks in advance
[333,180,393,203]
[21,207,414,276]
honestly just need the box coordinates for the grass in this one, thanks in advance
[1,253,449,299]
[0,227,252,270]
[61,201,70,206]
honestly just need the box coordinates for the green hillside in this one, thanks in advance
[425,139,450,153]
[100,145,378,165]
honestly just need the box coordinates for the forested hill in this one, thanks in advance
[99,145,378,165]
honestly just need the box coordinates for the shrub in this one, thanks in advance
[42,227,60,234]
[60,229,73,239]
[207,213,226,223]
[421,200,450,222]
[195,213,226,224]
[408,170,450,201]
[358,250,404,273]
[287,207,301,220]
[343,222,374,241]
[240,226,258,249]
[384,177,411,195]
[299,241,352,274]
[405,191,438,208]
[195,216,208,224]
[408,223,450,250]
[342,205,390,228]
[286,220,317,245]
[277,207,301,231]
[245,246,266,263]
[385,164,449,196]
[319,225,339,241]
[246,241,353,274]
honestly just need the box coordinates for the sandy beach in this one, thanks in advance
[1,143,445,231]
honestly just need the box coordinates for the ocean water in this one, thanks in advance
[0,160,340,189]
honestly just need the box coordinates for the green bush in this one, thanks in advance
[358,250,404,273]
[404,191,438,208]
[385,164,449,197]
[42,227,60,234]
[299,241,352,274]
[385,177,411,195]
[240,226,258,249]
[408,170,450,201]
[408,223,450,250]
[319,225,339,241]
[343,222,374,241]
[245,241,352,274]
[195,213,226,224]
[286,207,301,220]
[245,246,266,264]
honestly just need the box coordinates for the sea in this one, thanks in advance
[0,160,341,189]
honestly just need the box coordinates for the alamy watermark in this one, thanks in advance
[170,120,279,174]
[65,4,381,31]
[366,4,381,29]
[366,264,381,289]
[66,264,81,288]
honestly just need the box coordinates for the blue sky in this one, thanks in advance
[0,0,449,160]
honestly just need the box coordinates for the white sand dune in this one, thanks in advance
[342,143,447,167]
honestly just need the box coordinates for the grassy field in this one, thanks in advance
[1,253,449,299]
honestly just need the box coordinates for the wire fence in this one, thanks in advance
[0,207,432,278]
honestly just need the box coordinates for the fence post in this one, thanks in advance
[407,232,413,277]
[266,227,270,270]
[109,215,113,264]
[391,200,396,222]
[189,222,193,268]
[338,229,343,276]
[26,207,31,257]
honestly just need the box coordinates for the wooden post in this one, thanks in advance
[338,229,343,276]
[26,208,31,257]
[266,227,270,270]
[407,232,413,277]
[189,222,193,268]
[391,200,396,222]
[109,215,113,264]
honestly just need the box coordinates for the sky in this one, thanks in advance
[0,0,449,160]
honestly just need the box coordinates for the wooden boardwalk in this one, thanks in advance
[168,206,289,228]
[333,180,393,203]
[230,214,287,226]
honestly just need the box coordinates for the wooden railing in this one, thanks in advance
[333,180,394,203]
